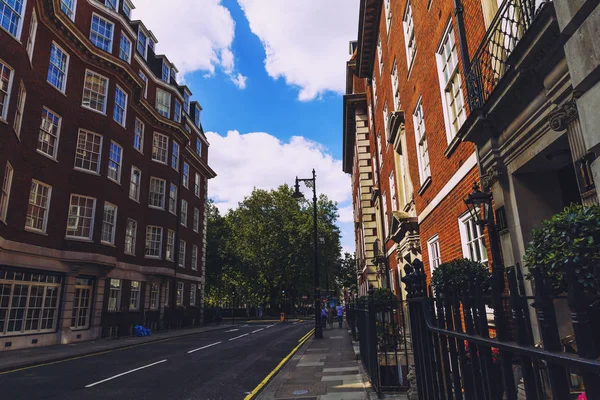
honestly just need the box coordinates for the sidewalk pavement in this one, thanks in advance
[257,321,371,400]
[0,321,244,373]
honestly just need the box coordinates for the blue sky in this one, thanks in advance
[134,0,360,253]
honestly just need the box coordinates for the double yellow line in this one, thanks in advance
[243,327,315,400]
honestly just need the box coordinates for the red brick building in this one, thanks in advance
[0,0,215,350]
[344,0,495,296]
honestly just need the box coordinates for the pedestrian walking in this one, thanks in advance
[328,304,335,329]
[321,306,328,329]
[336,303,344,328]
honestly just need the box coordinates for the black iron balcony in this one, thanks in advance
[466,0,548,109]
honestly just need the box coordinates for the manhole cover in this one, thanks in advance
[292,390,309,395]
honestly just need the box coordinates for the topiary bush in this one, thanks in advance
[524,204,600,297]
[431,258,492,301]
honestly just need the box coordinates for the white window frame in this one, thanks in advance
[107,140,123,183]
[149,284,159,310]
[391,58,400,111]
[66,194,96,240]
[382,191,389,237]
[129,281,140,311]
[113,85,127,127]
[122,0,131,17]
[190,284,196,306]
[155,88,171,118]
[193,207,199,233]
[436,21,466,143]
[372,76,378,107]
[0,162,13,222]
[403,1,417,72]
[82,69,109,114]
[194,173,200,198]
[89,13,114,53]
[108,278,121,312]
[377,34,383,75]
[194,105,201,128]
[0,0,27,39]
[134,118,144,153]
[389,172,397,212]
[384,0,392,34]
[196,139,202,157]
[138,70,147,99]
[178,240,186,268]
[90,12,115,54]
[60,0,77,22]
[129,166,141,201]
[176,282,183,306]
[47,42,69,94]
[171,141,179,171]
[180,199,188,227]
[137,27,148,59]
[25,180,52,233]
[37,107,61,160]
[174,99,182,123]
[72,277,92,329]
[184,91,190,114]
[125,218,137,255]
[0,60,14,122]
[182,162,189,189]
[383,102,390,143]
[191,245,198,270]
[13,81,25,137]
[458,212,489,263]
[428,235,442,274]
[104,0,118,12]
[101,202,117,245]
[168,183,177,214]
[26,10,38,62]
[74,129,103,175]
[413,98,431,184]
[119,34,132,63]
[166,229,175,261]
[152,132,168,164]
[145,225,163,259]
[148,177,166,210]
[161,60,170,83]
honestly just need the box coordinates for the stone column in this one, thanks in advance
[58,274,77,345]
[91,278,106,340]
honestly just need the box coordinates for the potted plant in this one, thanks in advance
[524,204,600,298]
[430,258,492,303]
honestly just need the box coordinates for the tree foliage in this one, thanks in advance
[204,185,347,311]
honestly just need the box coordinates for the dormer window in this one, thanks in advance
[171,68,177,82]
[148,40,155,52]
[161,61,170,83]
[194,105,201,128]
[122,1,131,17]
[137,28,148,59]
[105,0,118,11]
[184,92,190,114]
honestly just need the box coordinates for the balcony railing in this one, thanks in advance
[466,0,546,109]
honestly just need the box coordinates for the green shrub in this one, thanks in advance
[524,204,600,296]
[431,258,492,301]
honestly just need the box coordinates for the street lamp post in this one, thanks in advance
[292,169,323,339]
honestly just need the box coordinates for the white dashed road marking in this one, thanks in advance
[85,360,168,388]
[229,333,250,341]
[187,342,222,354]
[251,328,264,334]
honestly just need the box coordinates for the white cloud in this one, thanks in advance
[237,0,360,101]
[230,73,247,89]
[133,0,245,87]
[206,130,354,251]
[338,205,354,223]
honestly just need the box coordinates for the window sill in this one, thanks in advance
[417,176,432,196]
[101,241,116,247]
[0,25,22,44]
[65,236,94,243]
[47,82,67,97]
[124,251,136,256]
[73,167,100,176]
[36,150,58,162]
[0,118,7,125]
[406,53,417,79]
[444,135,461,158]
[151,159,168,165]
[81,105,106,116]
[145,255,162,260]
[114,119,126,129]
[12,129,21,142]
[129,196,140,204]
[107,177,121,186]
[148,205,165,211]
[70,326,90,332]
[134,148,144,155]
[25,227,48,236]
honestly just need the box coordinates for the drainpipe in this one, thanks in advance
[172,140,186,328]
[453,0,471,72]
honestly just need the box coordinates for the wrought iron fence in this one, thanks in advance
[351,297,413,396]
[466,0,543,109]
[402,259,600,400]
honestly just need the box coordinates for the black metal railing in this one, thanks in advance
[402,259,600,400]
[466,0,544,109]
[352,296,413,396]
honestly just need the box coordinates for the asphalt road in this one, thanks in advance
[0,321,312,400]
